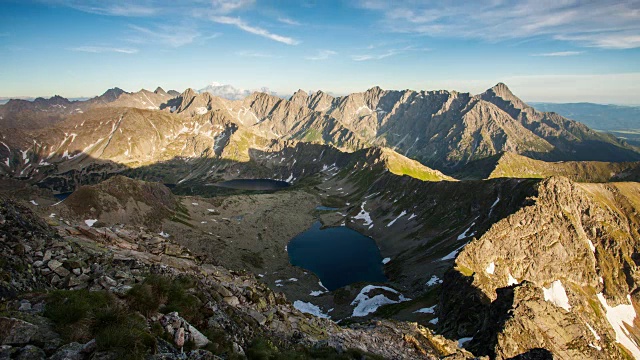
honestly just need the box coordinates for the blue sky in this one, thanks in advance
[1,0,639,104]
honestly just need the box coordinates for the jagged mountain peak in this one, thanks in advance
[291,89,309,99]
[154,86,168,96]
[99,87,127,101]
[481,82,528,110]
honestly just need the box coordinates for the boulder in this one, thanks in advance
[0,318,38,345]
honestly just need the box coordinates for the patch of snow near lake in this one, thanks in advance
[319,282,328,291]
[429,317,439,325]
[457,222,476,240]
[543,280,571,311]
[387,210,406,227]
[414,305,436,314]
[507,273,518,286]
[30,200,38,206]
[458,337,473,348]
[597,293,640,358]
[354,202,373,227]
[310,290,325,296]
[426,275,443,286]
[294,300,331,319]
[159,231,170,238]
[351,285,410,317]
[382,257,391,264]
[84,219,98,227]
[486,262,495,275]
[285,173,294,183]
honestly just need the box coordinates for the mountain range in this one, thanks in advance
[1,82,640,359]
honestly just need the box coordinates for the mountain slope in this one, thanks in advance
[439,177,640,359]
[290,84,640,170]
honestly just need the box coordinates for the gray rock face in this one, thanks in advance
[0,318,38,346]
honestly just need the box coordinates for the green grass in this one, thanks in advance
[126,275,201,323]
[44,290,156,360]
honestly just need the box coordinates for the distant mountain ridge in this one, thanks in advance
[1,82,639,188]
[530,102,640,131]
[198,82,278,100]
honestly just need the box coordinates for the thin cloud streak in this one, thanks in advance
[236,50,278,58]
[52,1,158,17]
[212,16,299,45]
[128,24,200,47]
[305,49,337,60]
[532,51,583,57]
[351,45,429,61]
[70,46,138,54]
[278,17,301,26]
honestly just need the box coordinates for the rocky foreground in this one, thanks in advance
[0,197,471,360]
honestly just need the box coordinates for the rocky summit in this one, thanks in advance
[0,83,639,360]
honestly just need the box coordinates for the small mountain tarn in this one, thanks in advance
[287,221,387,291]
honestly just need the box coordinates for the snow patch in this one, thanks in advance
[387,210,407,227]
[351,285,410,317]
[507,273,519,286]
[429,317,439,325]
[543,280,571,311]
[354,202,373,227]
[486,262,495,275]
[29,200,38,206]
[414,305,436,314]
[426,275,443,286]
[408,213,417,220]
[196,107,208,115]
[382,257,391,264]
[457,222,476,240]
[159,231,170,238]
[458,337,473,348]
[597,293,640,358]
[293,300,330,319]
[84,219,98,227]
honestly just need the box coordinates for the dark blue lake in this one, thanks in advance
[287,222,387,291]
[53,192,73,201]
[213,179,290,191]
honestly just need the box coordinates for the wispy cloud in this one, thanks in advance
[236,50,277,58]
[532,51,583,57]
[278,17,301,26]
[70,46,138,54]
[128,24,200,47]
[51,1,158,17]
[359,0,640,49]
[212,16,299,45]
[305,49,337,61]
[351,45,428,61]
[211,0,255,14]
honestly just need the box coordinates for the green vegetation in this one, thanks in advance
[126,275,201,322]
[245,338,385,360]
[44,290,155,360]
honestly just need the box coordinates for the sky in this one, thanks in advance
[1,0,640,104]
